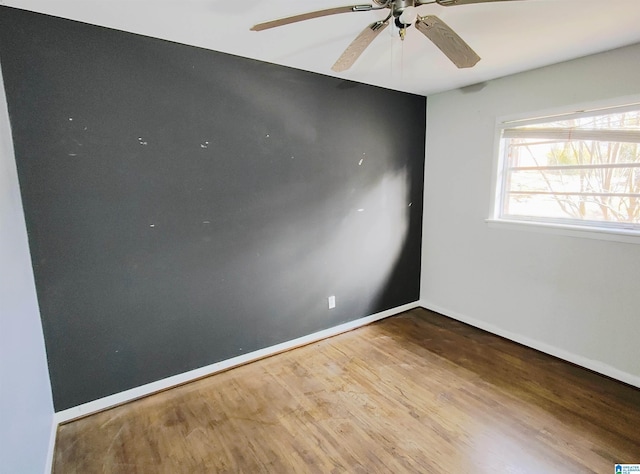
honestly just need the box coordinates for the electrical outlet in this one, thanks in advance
[328,295,336,309]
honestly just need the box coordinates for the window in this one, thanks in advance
[494,103,640,235]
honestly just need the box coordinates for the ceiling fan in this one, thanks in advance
[251,0,522,72]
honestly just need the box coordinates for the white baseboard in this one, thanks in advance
[54,301,419,424]
[44,414,57,474]
[419,300,640,389]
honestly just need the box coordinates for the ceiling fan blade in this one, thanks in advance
[435,0,523,6]
[251,5,374,31]
[415,15,480,68]
[331,21,389,72]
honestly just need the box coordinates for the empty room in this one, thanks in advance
[1,1,639,472]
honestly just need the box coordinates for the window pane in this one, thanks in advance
[504,191,640,223]
[499,108,640,229]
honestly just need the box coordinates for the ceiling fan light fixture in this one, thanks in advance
[399,6,417,25]
[394,17,410,30]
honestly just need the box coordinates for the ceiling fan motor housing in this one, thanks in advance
[393,0,415,17]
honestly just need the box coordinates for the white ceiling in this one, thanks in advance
[3,0,640,96]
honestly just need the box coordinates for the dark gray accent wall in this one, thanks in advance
[0,6,425,411]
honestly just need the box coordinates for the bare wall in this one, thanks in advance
[421,43,640,385]
[0,7,425,411]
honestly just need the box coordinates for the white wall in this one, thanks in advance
[421,43,640,386]
[0,68,55,472]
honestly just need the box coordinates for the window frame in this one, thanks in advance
[488,97,640,245]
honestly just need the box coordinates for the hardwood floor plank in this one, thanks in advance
[54,309,640,473]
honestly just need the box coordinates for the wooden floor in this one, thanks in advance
[54,308,640,473]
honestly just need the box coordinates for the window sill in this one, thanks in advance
[485,218,640,245]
